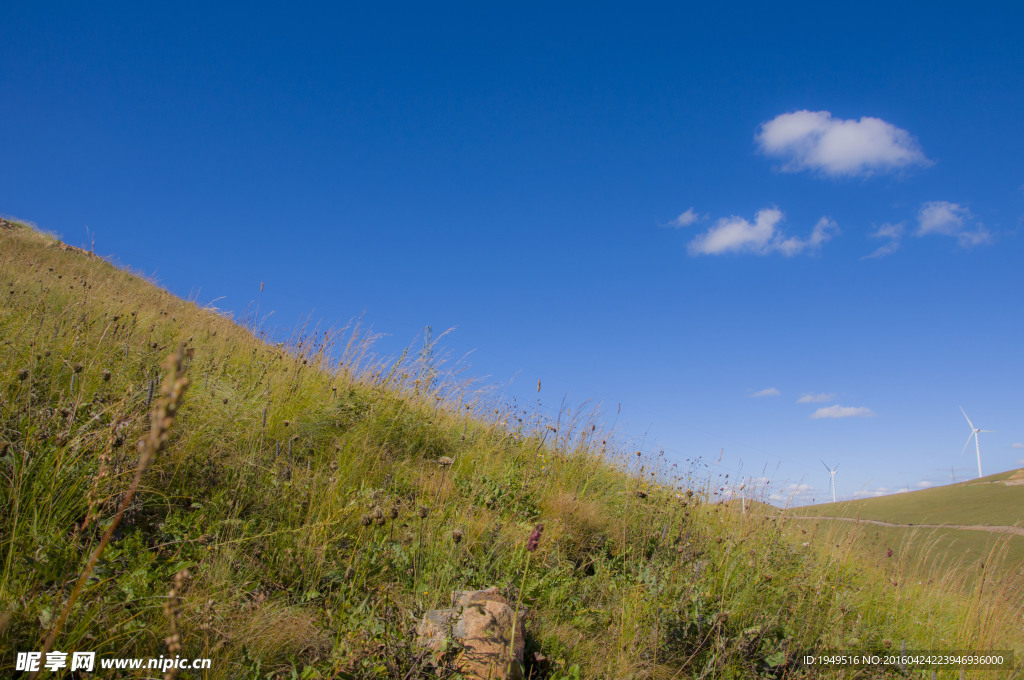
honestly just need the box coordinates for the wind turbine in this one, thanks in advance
[960,406,994,479]
[821,460,839,503]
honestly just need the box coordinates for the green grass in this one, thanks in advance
[1,216,1023,679]
[792,469,1024,527]
[788,472,1024,593]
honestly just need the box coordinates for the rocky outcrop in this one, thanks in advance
[417,587,525,680]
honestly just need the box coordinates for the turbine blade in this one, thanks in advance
[980,430,996,433]
[961,432,975,456]
[960,406,976,431]
[821,460,831,472]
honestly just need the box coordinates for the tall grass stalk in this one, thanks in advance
[31,347,189,678]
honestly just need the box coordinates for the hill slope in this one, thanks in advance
[2,218,1022,679]
[789,470,1024,589]
[793,469,1024,527]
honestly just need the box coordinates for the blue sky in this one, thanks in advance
[3,2,1023,504]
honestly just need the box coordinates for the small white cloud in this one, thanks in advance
[797,392,835,403]
[751,387,781,398]
[671,207,701,228]
[1011,442,1024,449]
[863,222,905,259]
[769,482,817,505]
[757,110,928,176]
[915,480,934,489]
[852,487,890,499]
[872,222,905,240]
[863,242,901,259]
[917,201,991,247]
[775,217,840,256]
[688,207,838,256]
[918,201,966,235]
[810,404,876,419]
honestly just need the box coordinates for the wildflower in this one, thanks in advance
[73,363,83,374]
[436,456,455,467]
[417,505,429,519]
[886,548,893,558]
[452,529,463,544]
[102,369,112,382]
[526,524,544,552]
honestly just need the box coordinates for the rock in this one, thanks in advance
[417,587,525,680]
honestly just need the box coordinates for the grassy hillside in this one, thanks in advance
[2,217,1023,679]
[789,471,1024,590]
[793,469,1024,527]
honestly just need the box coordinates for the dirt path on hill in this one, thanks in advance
[791,516,1024,538]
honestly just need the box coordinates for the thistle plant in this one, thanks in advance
[509,523,543,674]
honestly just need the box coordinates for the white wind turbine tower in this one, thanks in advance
[821,461,839,503]
[960,406,994,479]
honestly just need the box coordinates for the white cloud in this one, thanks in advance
[797,392,835,403]
[769,482,817,505]
[852,488,891,499]
[776,217,840,256]
[688,208,838,256]
[810,404,876,419]
[671,207,701,228]
[917,201,991,247]
[751,387,781,398]
[757,110,928,176]
[915,480,934,489]
[1011,443,1024,449]
[863,222,905,259]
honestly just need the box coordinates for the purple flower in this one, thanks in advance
[526,524,544,552]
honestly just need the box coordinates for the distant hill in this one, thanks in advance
[788,469,1024,589]
[792,468,1024,527]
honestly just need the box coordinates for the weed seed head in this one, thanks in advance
[452,529,463,544]
[526,523,544,552]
